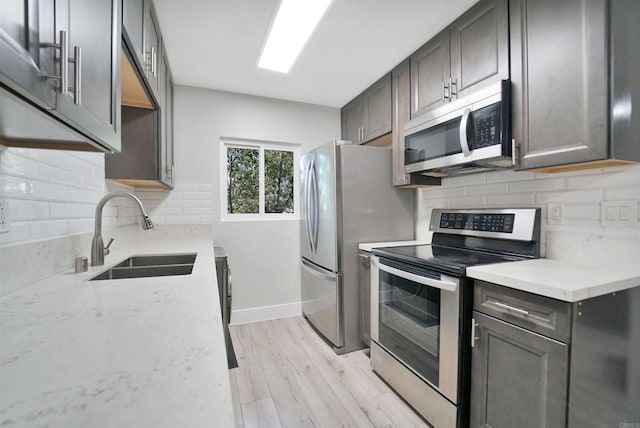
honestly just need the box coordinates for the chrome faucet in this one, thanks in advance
[91,192,154,266]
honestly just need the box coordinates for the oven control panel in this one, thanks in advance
[438,212,515,233]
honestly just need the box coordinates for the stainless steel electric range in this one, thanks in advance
[370,208,541,427]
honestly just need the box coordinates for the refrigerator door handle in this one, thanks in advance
[301,258,335,281]
[304,158,314,254]
[310,159,319,254]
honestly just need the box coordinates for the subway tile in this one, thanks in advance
[164,215,201,224]
[182,191,211,200]
[29,220,71,239]
[165,199,200,208]
[443,174,486,187]
[172,183,201,192]
[66,156,96,178]
[8,199,50,221]
[467,183,508,195]
[199,199,213,208]
[183,207,212,215]
[448,196,485,208]
[68,218,94,234]
[82,176,105,191]
[432,187,467,199]
[49,166,83,187]
[50,202,95,219]
[485,169,538,183]
[199,183,213,191]
[152,207,184,216]
[535,189,604,204]
[604,187,640,201]
[485,193,536,206]
[564,204,601,220]
[0,222,31,245]
[0,152,49,180]
[136,190,171,200]
[508,178,565,193]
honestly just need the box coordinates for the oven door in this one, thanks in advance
[371,255,461,404]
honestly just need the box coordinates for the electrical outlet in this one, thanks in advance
[547,203,564,225]
[0,198,9,233]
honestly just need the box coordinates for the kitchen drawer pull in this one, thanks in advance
[486,300,550,323]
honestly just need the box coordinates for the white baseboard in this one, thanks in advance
[230,301,302,325]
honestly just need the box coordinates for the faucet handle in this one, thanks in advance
[104,237,115,256]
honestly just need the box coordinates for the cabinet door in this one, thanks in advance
[55,0,121,152]
[470,312,568,428]
[0,1,58,108]
[143,2,160,100]
[392,60,411,186]
[450,0,509,100]
[410,30,450,118]
[159,50,174,188]
[362,73,391,141]
[341,96,364,144]
[123,0,145,68]
[511,0,608,170]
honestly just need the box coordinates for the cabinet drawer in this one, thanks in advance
[474,280,571,342]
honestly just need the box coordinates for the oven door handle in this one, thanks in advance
[371,256,458,292]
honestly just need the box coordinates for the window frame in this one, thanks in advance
[220,138,300,222]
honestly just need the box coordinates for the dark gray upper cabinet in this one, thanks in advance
[410,0,508,118]
[143,1,161,101]
[341,73,391,144]
[410,31,450,118]
[341,96,364,144]
[391,59,440,187]
[159,47,174,188]
[449,0,509,100]
[512,0,640,171]
[123,0,145,68]
[0,0,121,152]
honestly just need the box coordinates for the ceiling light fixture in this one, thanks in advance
[258,0,333,73]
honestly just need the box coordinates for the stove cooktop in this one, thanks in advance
[372,244,523,276]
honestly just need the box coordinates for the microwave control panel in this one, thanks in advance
[439,212,515,233]
[471,103,501,149]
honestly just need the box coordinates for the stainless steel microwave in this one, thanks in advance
[404,80,513,177]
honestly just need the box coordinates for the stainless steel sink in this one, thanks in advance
[89,253,197,281]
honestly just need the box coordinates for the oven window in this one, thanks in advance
[378,270,440,386]
[404,117,462,165]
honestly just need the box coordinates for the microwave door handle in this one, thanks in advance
[459,108,472,157]
[371,256,458,292]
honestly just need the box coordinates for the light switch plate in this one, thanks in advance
[601,200,639,227]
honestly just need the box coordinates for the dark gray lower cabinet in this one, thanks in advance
[470,312,568,427]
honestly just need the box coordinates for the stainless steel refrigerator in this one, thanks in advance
[300,140,415,354]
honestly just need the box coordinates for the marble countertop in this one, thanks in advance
[467,258,640,302]
[358,240,428,252]
[0,238,234,427]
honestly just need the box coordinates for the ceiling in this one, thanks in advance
[153,0,478,108]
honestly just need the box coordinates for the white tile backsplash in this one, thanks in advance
[0,148,137,245]
[135,184,213,225]
[417,165,640,266]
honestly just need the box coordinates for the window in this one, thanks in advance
[221,139,299,220]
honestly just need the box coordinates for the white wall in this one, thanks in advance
[164,86,340,319]
[416,165,640,267]
[0,148,137,245]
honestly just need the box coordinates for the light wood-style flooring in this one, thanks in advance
[229,316,429,427]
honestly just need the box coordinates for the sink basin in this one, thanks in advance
[89,253,197,281]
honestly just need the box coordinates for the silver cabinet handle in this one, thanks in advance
[72,46,81,105]
[459,108,471,156]
[152,47,157,77]
[442,80,451,102]
[511,138,516,166]
[471,318,478,348]
[43,30,69,96]
[449,78,457,100]
[486,300,529,316]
